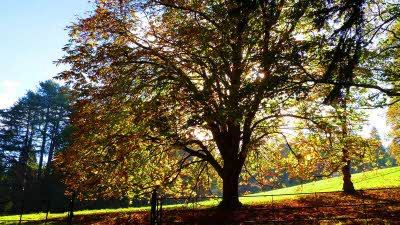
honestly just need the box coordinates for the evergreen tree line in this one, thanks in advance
[0,80,139,214]
[0,80,71,213]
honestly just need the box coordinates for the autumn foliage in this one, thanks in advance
[56,0,400,209]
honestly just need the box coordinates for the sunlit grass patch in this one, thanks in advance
[245,166,400,204]
[0,212,67,222]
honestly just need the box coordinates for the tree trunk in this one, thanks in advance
[37,108,50,179]
[218,153,242,209]
[341,88,355,193]
[44,120,59,179]
[20,111,32,167]
[342,149,355,193]
[342,162,355,193]
[219,170,241,209]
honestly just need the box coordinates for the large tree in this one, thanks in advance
[0,80,71,213]
[57,0,399,209]
[386,20,400,162]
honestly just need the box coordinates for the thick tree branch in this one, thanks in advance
[313,80,400,97]
[181,140,223,178]
[251,114,324,132]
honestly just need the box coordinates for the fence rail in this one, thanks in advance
[0,192,150,225]
[150,187,400,224]
[1,187,399,224]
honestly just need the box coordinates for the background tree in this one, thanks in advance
[0,80,71,213]
[388,102,400,162]
[367,127,393,168]
[295,0,400,192]
[369,3,400,164]
[57,0,399,209]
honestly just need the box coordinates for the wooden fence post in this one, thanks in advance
[158,198,163,225]
[18,195,24,225]
[44,199,50,225]
[67,192,76,225]
[150,189,157,225]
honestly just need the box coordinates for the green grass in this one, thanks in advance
[0,206,150,223]
[241,166,400,204]
[0,212,68,224]
[1,166,400,223]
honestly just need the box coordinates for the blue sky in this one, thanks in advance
[0,0,92,108]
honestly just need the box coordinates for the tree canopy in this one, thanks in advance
[57,0,399,209]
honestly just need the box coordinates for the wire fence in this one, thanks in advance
[1,187,399,224]
[0,192,150,225]
[0,197,74,225]
[150,187,400,224]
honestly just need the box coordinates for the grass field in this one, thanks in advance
[1,166,400,224]
[243,165,400,203]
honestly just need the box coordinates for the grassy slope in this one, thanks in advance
[241,166,400,204]
[1,166,400,222]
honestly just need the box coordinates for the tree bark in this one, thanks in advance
[37,107,50,179]
[341,88,355,193]
[218,144,243,210]
[44,119,60,179]
[20,110,32,167]
[342,150,355,193]
[219,167,242,209]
